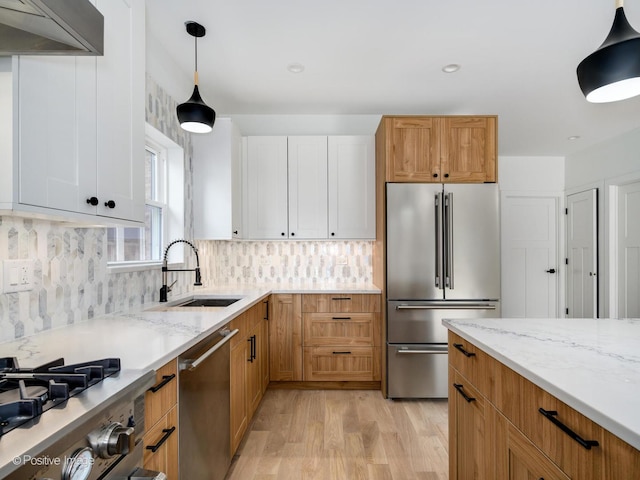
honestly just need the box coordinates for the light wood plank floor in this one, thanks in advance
[226,389,449,480]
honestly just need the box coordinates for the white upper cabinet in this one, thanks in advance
[1,0,145,224]
[245,136,289,239]
[328,136,375,239]
[242,135,375,240]
[287,136,328,239]
[193,118,243,240]
[95,0,145,222]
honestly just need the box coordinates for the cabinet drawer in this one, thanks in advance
[145,359,177,430]
[496,362,604,480]
[448,331,490,393]
[303,312,376,346]
[302,294,380,313]
[303,346,380,381]
[143,404,178,479]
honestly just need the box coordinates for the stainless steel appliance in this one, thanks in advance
[179,325,238,480]
[0,357,165,479]
[386,183,500,398]
[0,0,104,55]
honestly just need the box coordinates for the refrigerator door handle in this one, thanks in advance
[444,192,454,289]
[435,192,443,289]
[395,304,497,310]
[396,348,448,355]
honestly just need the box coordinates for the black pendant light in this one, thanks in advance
[177,21,216,133]
[577,0,640,103]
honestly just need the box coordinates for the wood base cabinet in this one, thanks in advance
[230,299,269,455]
[448,331,640,480]
[302,294,381,382]
[269,294,303,381]
[143,359,178,479]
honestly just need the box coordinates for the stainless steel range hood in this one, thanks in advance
[0,0,103,55]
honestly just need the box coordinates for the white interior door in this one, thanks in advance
[566,189,598,318]
[618,181,640,318]
[501,195,558,317]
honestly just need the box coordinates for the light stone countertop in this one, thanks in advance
[0,282,380,477]
[443,317,640,451]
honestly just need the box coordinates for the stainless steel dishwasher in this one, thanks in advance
[179,325,238,479]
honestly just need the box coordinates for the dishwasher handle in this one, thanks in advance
[179,328,239,371]
[395,304,496,310]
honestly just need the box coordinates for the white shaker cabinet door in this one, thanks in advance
[17,56,97,215]
[95,0,145,222]
[327,135,375,239]
[287,136,328,239]
[245,136,289,239]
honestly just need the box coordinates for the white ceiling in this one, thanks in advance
[145,0,640,157]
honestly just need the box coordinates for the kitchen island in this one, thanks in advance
[444,317,640,479]
[0,282,380,478]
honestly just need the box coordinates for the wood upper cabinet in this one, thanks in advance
[378,115,497,183]
[440,116,497,183]
[269,294,303,381]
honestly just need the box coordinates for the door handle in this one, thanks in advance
[546,268,556,274]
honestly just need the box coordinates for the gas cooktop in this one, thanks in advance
[0,357,121,437]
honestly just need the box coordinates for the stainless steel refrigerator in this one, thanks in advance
[386,183,500,398]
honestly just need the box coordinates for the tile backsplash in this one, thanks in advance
[0,75,194,344]
[197,240,374,285]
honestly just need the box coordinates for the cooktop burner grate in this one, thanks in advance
[0,357,121,438]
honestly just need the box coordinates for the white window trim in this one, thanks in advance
[107,123,185,273]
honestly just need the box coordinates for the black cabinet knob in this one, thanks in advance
[86,196,99,206]
[281,232,285,236]
[331,232,335,236]
[233,230,238,235]
[444,173,450,178]
[433,173,438,178]
[291,232,295,236]
[104,200,116,209]
[546,268,556,274]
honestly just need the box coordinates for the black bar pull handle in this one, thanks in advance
[148,374,176,393]
[331,297,352,301]
[453,383,476,403]
[247,337,254,363]
[538,408,600,450]
[264,300,269,320]
[332,317,352,320]
[252,335,257,360]
[332,351,352,355]
[145,426,176,453]
[453,343,476,358]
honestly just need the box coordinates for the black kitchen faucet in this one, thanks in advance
[159,239,202,302]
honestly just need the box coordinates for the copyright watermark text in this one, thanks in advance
[12,454,94,467]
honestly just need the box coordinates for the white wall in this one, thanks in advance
[566,126,640,317]
[228,114,381,136]
[566,127,640,190]
[499,156,565,192]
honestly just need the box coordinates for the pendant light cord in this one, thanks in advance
[617,0,623,8]
[194,35,199,85]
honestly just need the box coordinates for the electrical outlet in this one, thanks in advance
[336,255,348,265]
[2,259,35,293]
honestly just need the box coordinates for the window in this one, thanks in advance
[107,124,184,270]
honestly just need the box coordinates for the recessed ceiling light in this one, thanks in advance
[442,64,461,73]
[287,62,305,73]
[568,135,581,141]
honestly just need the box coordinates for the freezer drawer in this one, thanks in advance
[387,300,500,344]
[387,344,448,398]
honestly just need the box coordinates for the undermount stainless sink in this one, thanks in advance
[177,298,240,308]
